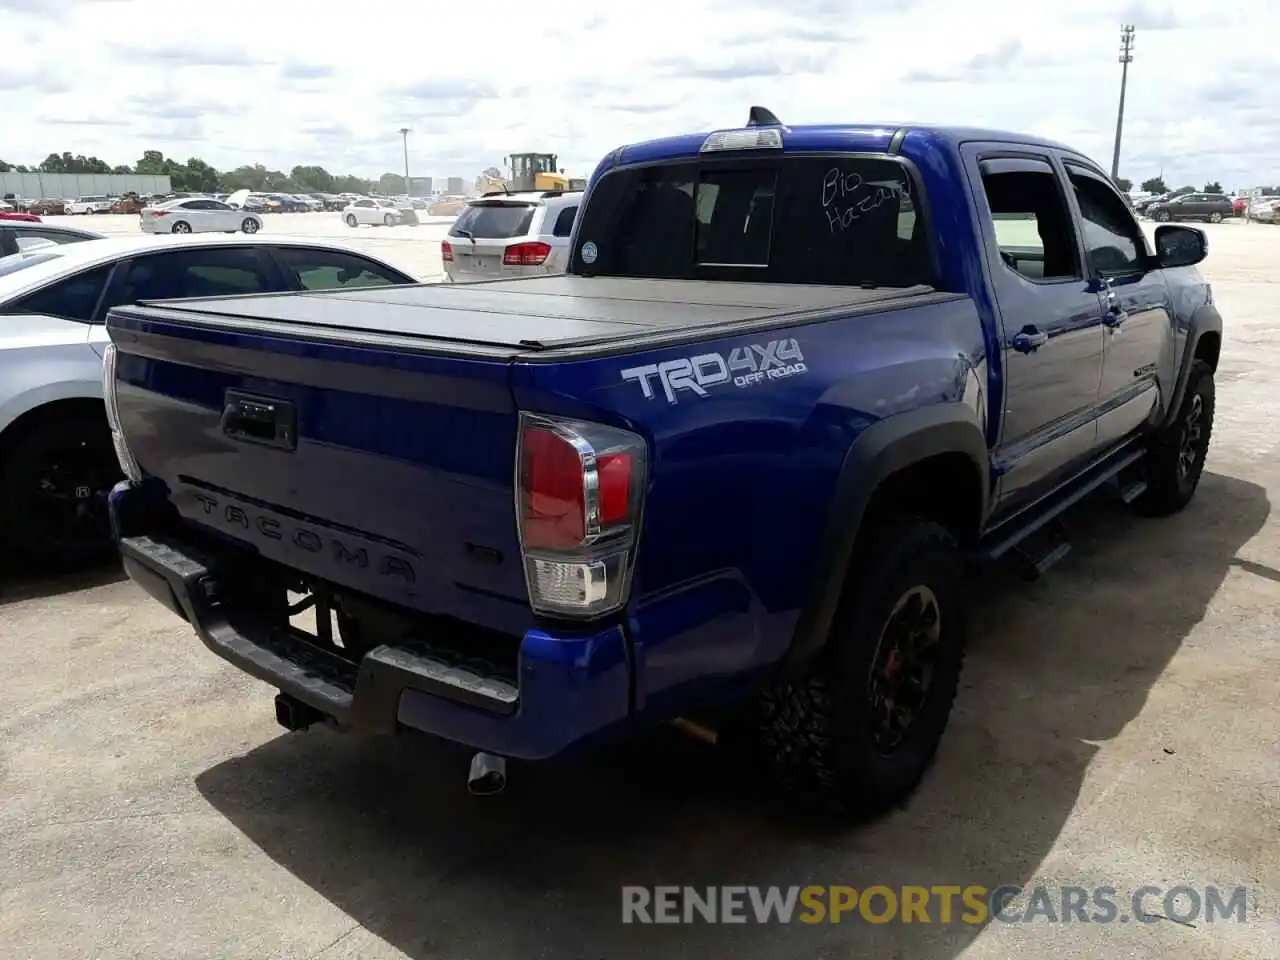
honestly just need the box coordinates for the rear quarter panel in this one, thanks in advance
[0,320,100,435]
[511,298,988,719]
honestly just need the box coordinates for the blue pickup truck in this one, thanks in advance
[103,109,1220,816]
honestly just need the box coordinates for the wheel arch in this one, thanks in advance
[0,395,109,461]
[784,403,990,673]
[1162,302,1223,430]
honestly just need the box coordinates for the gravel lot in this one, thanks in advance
[2,216,1279,959]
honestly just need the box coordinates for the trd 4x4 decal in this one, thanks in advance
[620,338,807,404]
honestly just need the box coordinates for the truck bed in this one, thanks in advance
[112,275,944,361]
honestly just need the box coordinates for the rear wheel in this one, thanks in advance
[0,416,121,565]
[1209,211,1224,223]
[345,214,358,228]
[383,213,396,226]
[758,517,967,819]
[171,220,192,234]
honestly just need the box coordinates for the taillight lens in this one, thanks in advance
[516,413,646,617]
[504,241,551,266]
[441,239,453,261]
[102,343,142,482]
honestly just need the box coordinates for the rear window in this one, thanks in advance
[0,251,62,278]
[452,202,537,239]
[570,155,931,287]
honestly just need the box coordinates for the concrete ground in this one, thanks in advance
[2,215,1279,959]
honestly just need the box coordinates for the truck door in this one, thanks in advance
[964,149,1106,510]
[1060,159,1174,450]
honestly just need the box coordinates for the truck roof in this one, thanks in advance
[610,122,1091,169]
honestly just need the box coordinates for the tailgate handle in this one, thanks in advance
[221,391,297,451]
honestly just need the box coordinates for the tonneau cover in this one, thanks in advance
[123,275,939,359]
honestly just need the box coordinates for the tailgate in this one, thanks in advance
[106,303,529,637]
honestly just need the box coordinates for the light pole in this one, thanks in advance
[399,127,412,196]
[1110,24,1135,181]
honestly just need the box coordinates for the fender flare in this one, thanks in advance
[1161,302,1223,429]
[783,403,991,672]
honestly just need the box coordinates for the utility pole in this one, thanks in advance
[1110,24,1135,181]
[399,127,412,196]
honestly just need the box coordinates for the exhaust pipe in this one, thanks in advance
[467,752,507,795]
[670,717,719,746]
[274,692,324,732]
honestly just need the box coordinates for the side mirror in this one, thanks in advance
[1154,224,1208,268]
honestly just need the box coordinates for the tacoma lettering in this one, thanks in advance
[187,491,415,583]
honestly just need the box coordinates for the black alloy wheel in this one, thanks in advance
[0,418,121,564]
[868,584,944,754]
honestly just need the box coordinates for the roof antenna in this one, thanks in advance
[746,106,782,127]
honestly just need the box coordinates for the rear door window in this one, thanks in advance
[452,202,537,239]
[109,247,274,306]
[571,155,931,286]
[6,263,113,322]
[551,205,578,237]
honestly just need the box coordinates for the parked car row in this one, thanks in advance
[0,233,420,565]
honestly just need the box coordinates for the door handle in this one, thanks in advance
[1011,327,1049,353]
[221,390,297,451]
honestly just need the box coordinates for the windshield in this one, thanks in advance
[451,202,536,239]
[570,155,932,286]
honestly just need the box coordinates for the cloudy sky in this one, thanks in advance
[3,0,1276,189]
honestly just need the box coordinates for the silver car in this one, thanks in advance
[441,190,581,282]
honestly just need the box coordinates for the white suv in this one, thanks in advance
[441,190,581,283]
[66,196,112,215]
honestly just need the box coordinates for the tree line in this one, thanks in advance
[0,150,395,196]
[1119,176,1277,196]
[3,150,1274,201]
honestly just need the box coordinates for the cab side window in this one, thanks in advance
[6,264,113,322]
[1065,165,1147,276]
[979,159,1081,281]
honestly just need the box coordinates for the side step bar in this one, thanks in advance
[979,445,1147,571]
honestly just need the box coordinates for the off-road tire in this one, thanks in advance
[757,516,967,820]
[1133,359,1215,516]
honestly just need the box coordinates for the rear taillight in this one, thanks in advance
[504,241,551,266]
[516,413,647,618]
[102,343,142,482]
[441,239,453,261]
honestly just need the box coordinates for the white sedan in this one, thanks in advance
[342,198,401,227]
[140,197,264,235]
[0,233,417,563]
